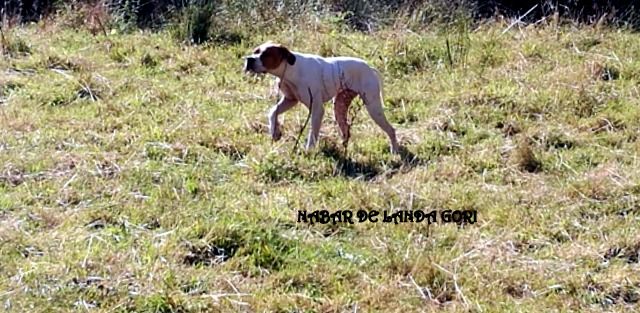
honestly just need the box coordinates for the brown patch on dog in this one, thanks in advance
[260,46,284,70]
[333,89,358,146]
[258,43,296,70]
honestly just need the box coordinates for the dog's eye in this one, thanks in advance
[253,48,260,54]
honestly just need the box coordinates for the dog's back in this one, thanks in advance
[327,56,382,97]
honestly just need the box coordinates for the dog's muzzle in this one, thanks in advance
[244,57,256,72]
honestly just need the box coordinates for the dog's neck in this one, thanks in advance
[268,61,292,80]
[269,62,297,97]
[271,63,306,103]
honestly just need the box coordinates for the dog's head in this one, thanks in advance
[243,42,296,74]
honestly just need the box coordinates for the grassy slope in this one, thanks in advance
[1,18,640,313]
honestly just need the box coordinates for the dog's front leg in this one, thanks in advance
[268,97,297,141]
[305,98,325,150]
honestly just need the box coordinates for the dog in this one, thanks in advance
[243,42,400,154]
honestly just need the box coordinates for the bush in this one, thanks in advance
[168,2,244,45]
[170,3,215,44]
[2,1,640,32]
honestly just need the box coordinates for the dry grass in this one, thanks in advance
[0,16,639,313]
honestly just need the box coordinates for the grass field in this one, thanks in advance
[1,16,640,312]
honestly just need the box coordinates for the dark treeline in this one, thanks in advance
[1,0,638,29]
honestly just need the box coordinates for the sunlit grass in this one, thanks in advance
[1,17,639,312]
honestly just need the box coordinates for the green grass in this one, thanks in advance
[1,17,640,313]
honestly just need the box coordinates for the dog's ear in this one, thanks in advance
[279,46,296,65]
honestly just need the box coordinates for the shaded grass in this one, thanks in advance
[1,19,640,313]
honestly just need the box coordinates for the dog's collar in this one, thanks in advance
[277,64,301,102]
[282,61,289,80]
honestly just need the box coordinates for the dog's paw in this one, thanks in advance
[341,138,349,149]
[271,128,282,141]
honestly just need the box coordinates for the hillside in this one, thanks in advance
[1,14,640,312]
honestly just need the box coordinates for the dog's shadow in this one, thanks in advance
[319,143,426,181]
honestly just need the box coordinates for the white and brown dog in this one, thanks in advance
[243,42,400,154]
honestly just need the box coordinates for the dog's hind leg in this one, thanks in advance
[333,90,357,147]
[361,91,400,154]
